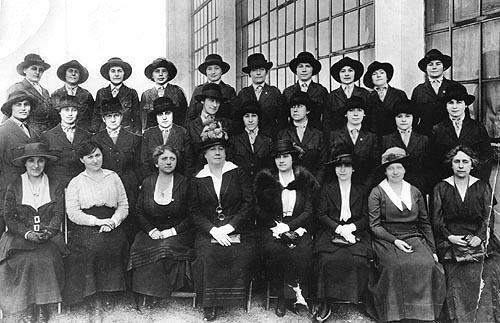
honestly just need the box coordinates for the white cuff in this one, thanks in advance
[24,230,32,240]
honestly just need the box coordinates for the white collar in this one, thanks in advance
[26,79,40,87]
[252,83,265,91]
[83,169,114,179]
[195,161,238,178]
[65,84,78,91]
[450,114,465,123]
[110,83,122,90]
[279,171,295,187]
[428,75,444,83]
[443,175,479,187]
[10,117,26,127]
[245,127,259,135]
[299,79,312,87]
[158,124,172,132]
[293,119,308,129]
[347,124,361,132]
[379,179,412,211]
[156,83,168,89]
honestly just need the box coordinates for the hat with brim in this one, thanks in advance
[325,153,354,167]
[289,51,321,76]
[100,57,132,81]
[237,100,262,120]
[152,96,180,116]
[392,100,419,118]
[330,57,364,83]
[418,49,452,73]
[242,53,273,74]
[53,94,83,111]
[289,91,315,111]
[340,96,366,115]
[57,60,89,84]
[271,139,300,158]
[144,58,177,82]
[100,97,123,116]
[194,83,226,102]
[199,138,228,152]
[379,147,409,170]
[442,83,475,106]
[12,142,58,167]
[16,53,50,76]
[363,61,394,89]
[198,54,230,75]
[1,91,37,117]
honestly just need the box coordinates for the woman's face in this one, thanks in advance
[11,100,31,121]
[80,148,103,172]
[156,149,177,174]
[452,151,473,178]
[345,108,364,126]
[249,67,267,85]
[206,65,223,82]
[152,67,169,85]
[385,163,405,183]
[446,99,467,119]
[156,111,173,129]
[426,60,444,79]
[372,69,388,87]
[109,66,125,85]
[102,112,123,131]
[275,153,293,173]
[65,68,81,85]
[25,156,46,178]
[335,164,353,182]
[290,104,308,123]
[243,112,258,131]
[339,66,355,84]
[395,113,413,131]
[296,63,313,82]
[204,145,226,166]
[59,106,78,125]
[202,97,220,115]
[24,65,45,83]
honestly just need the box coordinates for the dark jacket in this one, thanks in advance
[283,81,329,130]
[140,84,188,130]
[324,86,370,133]
[187,81,236,122]
[228,131,273,178]
[366,86,408,137]
[51,86,95,131]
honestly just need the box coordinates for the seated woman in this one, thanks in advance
[189,133,255,321]
[255,139,319,317]
[313,152,371,322]
[368,147,446,322]
[432,145,500,323]
[128,144,195,309]
[63,141,129,322]
[0,143,65,323]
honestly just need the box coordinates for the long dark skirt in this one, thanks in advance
[369,236,446,322]
[443,253,500,323]
[128,230,195,298]
[0,232,64,313]
[63,206,129,305]
[263,231,312,299]
[192,233,256,308]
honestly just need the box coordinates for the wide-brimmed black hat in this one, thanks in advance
[325,153,354,167]
[289,51,321,76]
[1,91,37,117]
[442,83,475,106]
[152,96,179,116]
[237,100,262,119]
[242,53,273,74]
[392,100,419,118]
[57,60,89,84]
[198,54,230,75]
[12,142,58,166]
[199,137,228,152]
[100,97,123,116]
[340,96,366,115]
[418,49,452,73]
[330,57,364,83]
[144,58,177,82]
[271,139,300,157]
[363,61,394,89]
[100,57,132,81]
[53,94,83,111]
[16,53,50,76]
[194,83,225,102]
[289,91,315,111]
[379,147,409,169]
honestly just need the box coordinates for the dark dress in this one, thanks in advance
[366,86,408,137]
[187,81,236,122]
[324,86,370,132]
[368,182,446,322]
[432,178,500,323]
[0,175,66,313]
[140,84,188,129]
[51,86,95,132]
[189,163,256,308]
[254,167,318,299]
[128,174,195,298]
[314,181,372,302]
[228,131,273,178]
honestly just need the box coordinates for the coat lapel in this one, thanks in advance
[200,177,219,202]
[253,134,265,154]
[258,84,272,105]
[301,126,314,146]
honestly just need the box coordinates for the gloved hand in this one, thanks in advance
[210,227,232,247]
[148,228,162,240]
[271,221,290,238]
[26,231,46,244]
[219,224,235,235]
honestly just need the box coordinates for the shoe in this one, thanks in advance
[20,305,35,323]
[203,307,217,321]
[145,296,160,310]
[36,304,50,323]
[314,305,331,322]
[275,298,286,317]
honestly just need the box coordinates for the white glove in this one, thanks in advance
[219,224,235,235]
[148,228,162,240]
[160,227,177,239]
[294,227,307,237]
[271,221,290,238]
[209,227,232,247]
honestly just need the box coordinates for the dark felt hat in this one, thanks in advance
[289,91,315,111]
[237,100,262,119]
[194,83,225,102]
[1,91,37,117]
[152,96,179,116]
[288,51,321,76]
[57,60,89,84]
[198,54,230,75]
[380,147,409,169]
[53,94,83,111]
[100,97,123,116]
[340,96,367,115]
[16,53,50,76]
[363,61,394,88]
[242,53,273,74]
[271,139,300,157]
[199,137,228,152]
[392,100,419,118]
[100,57,132,81]
[442,83,475,106]
[12,142,58,166]
[325,153,354,167]
[330,57,364,83]
[144,58,177,82]
[418,49,452,73]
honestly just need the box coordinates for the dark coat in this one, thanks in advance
[92,84,141,134]
[51,86,95,131]
[41,124,91,187]
[140,124,195,177]
[8,79,57,134]
[324,86,370,133]
[411,77,462,136]
[228,131,273,178]
[366,86,408,137]
[140,84,188,130]
[430,118,492,184]
[282,81,329,130]
[187,81,236,122]
[234,84,288,138]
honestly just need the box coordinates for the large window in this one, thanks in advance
[425,0,500,137]
[235,0,375,92]
[192,0,218,86]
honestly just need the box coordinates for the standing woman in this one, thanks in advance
[432,145,500,323]
[189,135,255,321]
[0,143,65,323]
[313,153,371,322]
[128,145,195,309]
[368,147,445,322]
[254,139,319,317]
[63,141,129,322]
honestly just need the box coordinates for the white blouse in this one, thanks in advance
[339,181,352,222]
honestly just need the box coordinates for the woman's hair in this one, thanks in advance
[444,145,479,168]
[322,161,355,183]
[152,144,180,165]
[77,141,103,159]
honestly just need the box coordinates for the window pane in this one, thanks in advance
[360,5,374,44]
[287,4,295,33]
[482,19,500,79]
[452,25,480,81]
[483,0,500,14]
[278,67,286,91]
[359,48,375,86]
[454,0,479,22]
[261,14,269,42]
[483,81,500,137]
[305,26,316,53]
[332,0,343,15]
[270,9,277,39]
[425,0,449,31]
[269,39,277,65]
[254,21,261,46]
[269,0,277,10]
[286,68,295,87]
[248,0,254,20]
[296,29,304,53]
[318,21,330,56]
[278,8,285,35]
[248,23,254,48]
[254,0,261,17]
[296,0,305,29]
[360,0,372,4]
[345,11,358,48]
[318,57,331,91]
[462,83,479,119]
[332,16,343,51]
[261,42,269,58]
[345,0,358,11]
[286,33,295,62]
[278,36,286,65]
[319,0,330,20]
[270,69,277,87]
[306,0,317,25]
[242,26,248,51]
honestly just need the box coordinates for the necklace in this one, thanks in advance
[28,178,42,197]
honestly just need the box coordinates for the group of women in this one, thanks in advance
[0,48,498,323]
